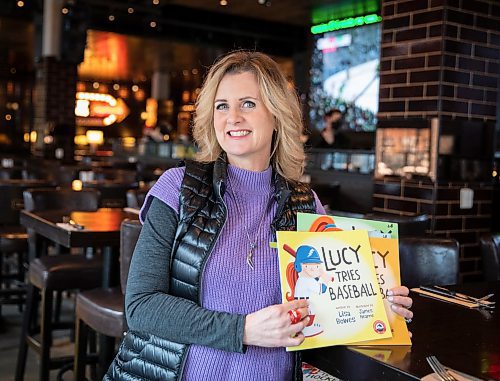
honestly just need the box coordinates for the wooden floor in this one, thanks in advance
[0,299,75,381]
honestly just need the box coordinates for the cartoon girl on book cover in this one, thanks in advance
[285,244,332,337]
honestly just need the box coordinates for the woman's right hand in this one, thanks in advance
[243,300,310,348]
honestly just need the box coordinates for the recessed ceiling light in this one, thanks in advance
[220,0,228,5]
[17,1,24,7]
[128,7,134,14]
[153,0,159,4]
[108,14,115,21]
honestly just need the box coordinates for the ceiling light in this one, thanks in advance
[108,14,115,21]
[153,0,159,4]
[17,1,24,7]
[258,0,265,4]
[128,7,134,14]
[150,21,157,28]
[61,7,69,14]
[220,0,228,5]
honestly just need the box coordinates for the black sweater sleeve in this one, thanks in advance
[125,197,246,353]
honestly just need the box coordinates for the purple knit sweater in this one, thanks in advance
[142,164,325,381]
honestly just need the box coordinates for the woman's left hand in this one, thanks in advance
[387,286,414,337]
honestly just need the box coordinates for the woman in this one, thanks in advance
[107,51,413,381]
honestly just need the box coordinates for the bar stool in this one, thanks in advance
[74,219,142,380]
[0,226,28,320]
[15,188,103,381]
[0,180,53,319]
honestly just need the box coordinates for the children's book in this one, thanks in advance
[297,212,412,346]
[276,230,392,351]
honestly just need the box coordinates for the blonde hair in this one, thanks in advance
[193,50,306,182]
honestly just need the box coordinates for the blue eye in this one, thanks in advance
[215,103,228,110]
[242,100,256,109]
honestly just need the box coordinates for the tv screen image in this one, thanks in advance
[309,22,381,132]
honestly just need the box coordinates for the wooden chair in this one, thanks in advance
[74,219,142,380]
[399,237,460,288]
[479,233,500,281]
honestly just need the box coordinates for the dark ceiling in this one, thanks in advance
[0,0,380,81]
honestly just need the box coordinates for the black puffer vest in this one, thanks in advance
[106,155,316,381]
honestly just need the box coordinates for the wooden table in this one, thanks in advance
[303,282,499,381]
[20,208,139,288]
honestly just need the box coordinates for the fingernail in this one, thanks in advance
[387,296,394,302]
[391,304,397,311]
[387,290,394,296]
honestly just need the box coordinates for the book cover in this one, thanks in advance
[276,230,392,351]
[297,213,411,345]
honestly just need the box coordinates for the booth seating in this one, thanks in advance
[30,165,80,186]
[0,167,24,180]
[479,233,500,281]
[15,188,103,381]
[312,182,341,210]
[326,209,365,219]
[399,237,460,289]
[365,213,430,237]
[83,181,139,208]
[126,187,151,209]
[74,219,142,380]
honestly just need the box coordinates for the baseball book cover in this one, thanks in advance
[276,230,391,351]
[297,212,411,346]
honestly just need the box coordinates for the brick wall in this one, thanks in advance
[373,178,493,282]
[379,0,500,121]
[376,0,499,282]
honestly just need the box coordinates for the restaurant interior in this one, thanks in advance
[0,0,499,380]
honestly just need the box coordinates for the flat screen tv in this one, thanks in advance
[309,22,381,132]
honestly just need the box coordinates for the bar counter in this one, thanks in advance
[303,282,499,381]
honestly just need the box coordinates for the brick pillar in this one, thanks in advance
[375,0,500,282]
[33,57,77,160]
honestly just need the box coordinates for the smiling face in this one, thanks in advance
[213,71,275,172]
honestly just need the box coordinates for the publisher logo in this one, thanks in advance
[373,320,386,334]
